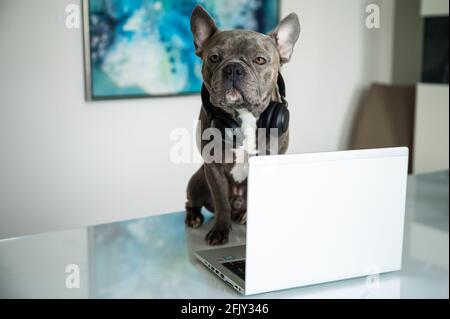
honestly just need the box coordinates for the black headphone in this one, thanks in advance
[201,74,290,142]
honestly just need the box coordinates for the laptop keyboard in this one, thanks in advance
[222,260,245,280]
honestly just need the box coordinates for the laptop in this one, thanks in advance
[194,147,409,295]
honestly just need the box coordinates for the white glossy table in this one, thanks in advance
[0,172,448,298]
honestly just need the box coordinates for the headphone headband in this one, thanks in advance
[276,73,286,99]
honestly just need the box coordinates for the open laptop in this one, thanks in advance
[194,147,409,295]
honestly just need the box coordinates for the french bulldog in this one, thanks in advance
[185,5,300,245]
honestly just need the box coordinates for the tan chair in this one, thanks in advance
[348,83,416,173]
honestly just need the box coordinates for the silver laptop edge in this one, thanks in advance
[195,245,246,294]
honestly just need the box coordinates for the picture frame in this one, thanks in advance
[82,0,280,101]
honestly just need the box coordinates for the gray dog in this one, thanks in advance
[185,5,300,245]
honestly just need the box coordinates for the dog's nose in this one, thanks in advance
[223,63,245,81]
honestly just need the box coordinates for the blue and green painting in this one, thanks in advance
[87,0,279,99]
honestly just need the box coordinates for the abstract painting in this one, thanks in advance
[83,0,279,100]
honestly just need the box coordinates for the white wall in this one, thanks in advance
[0,0,395,239]
[283,0,394,153]
[414,85,449,173]
[421,0,449,16]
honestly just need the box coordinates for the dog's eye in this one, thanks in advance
[254,57,267,65]
[209,54,220,63]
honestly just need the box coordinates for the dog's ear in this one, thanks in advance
[190,5,218,57]
[269,13,300,64]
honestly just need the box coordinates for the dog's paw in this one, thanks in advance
[185,211,204,229]
[205,226,230,245]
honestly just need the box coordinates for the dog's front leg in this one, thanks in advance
[204,163,231,245]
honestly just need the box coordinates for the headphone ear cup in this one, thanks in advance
[259,102,290,137]
[259,102,278,135]
[272,103,289,136]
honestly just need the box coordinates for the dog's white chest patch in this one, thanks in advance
[230,109,258,183]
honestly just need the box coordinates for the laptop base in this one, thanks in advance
[195,245,246,294]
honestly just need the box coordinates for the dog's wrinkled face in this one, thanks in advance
[190,6,300,117]
[201,31,279,115]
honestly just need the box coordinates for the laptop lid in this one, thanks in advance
[245,147,409,295]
